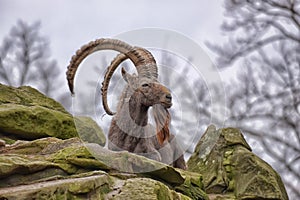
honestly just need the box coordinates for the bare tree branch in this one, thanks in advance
[207,0,300,198]
[0,20,62,98]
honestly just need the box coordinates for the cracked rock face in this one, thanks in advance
[187,125,288,200]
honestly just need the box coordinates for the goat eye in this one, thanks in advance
[142,83,149,87]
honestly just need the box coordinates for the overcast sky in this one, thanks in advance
[0,0,225,69]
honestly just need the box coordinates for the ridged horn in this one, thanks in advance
[126,47,158,80]
[67,38,132,94]
[101,48,160,115]
[66,38,158,94]
[101,53,128,115]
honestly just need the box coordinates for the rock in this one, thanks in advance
[0,103,77,140]
[0,84,66,113]
[187,125,288,200]
[74,116,106,146]
[0,172,114,199]
[0,137,207,200]
[0,139,5,147]
[0,173,192,200]
[0,84,105,146]
[0,83,289,199]
[175,170,208,200]
[0,84,76,140]
[107,177,190,200]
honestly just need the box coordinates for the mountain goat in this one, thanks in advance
[66,38,186,169]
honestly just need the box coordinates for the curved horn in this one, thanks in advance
[66,38,158,94]
[126,47,158,80]
[101,48,160,115]
[101,53,128,115]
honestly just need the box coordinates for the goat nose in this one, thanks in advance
[166,94,172,101]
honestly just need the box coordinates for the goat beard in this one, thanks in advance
[152,104,171,145]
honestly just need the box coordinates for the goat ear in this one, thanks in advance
[122,67,137,87]
[122,67,132,83]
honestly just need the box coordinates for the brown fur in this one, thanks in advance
[152,105,187,169]
[108,82,171,161]
[153,104,170,145]
[107,81,186,169]
[66,38,186,169]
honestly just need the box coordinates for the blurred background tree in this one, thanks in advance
[0,20,64,99]
[206,0,300,198]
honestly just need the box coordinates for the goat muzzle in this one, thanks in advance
[160,93,172,108]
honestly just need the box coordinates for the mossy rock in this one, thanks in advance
[187,125,288,200]
[0,174,193,200]
[0,103,77,140]
[0,173,113,200]
[74,116,106,146]
[0,84,77,140]
[0,84,67,113]
[175,170,208,200]
[108,177,191,200]
[0,137,207,200]
[2,125,287,199]
[0,84,106,145]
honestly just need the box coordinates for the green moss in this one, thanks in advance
[2,138,60,155]
[0,174,114,200]
[112,178,179,200]
[0,135,15,144]
[209,194,236,200]
[156,182,172,200]
[187,125,288,200]
[175,172,208,200]
[1,168,69,187]
[74,116,106,146]
[0,104,77,140]
[0,154,54,178]
[171,191,191,200]
[0,135,205,200]
[0,84,67,113]
[220,127,251,150]
[232,148,288,199]
[49,145,93,161]
[0,84,78,140]
[47,145,110,174]
[0,84,107,144]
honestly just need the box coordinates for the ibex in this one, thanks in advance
[66,38,186,169]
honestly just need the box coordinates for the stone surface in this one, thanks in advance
[0,173,193,200]
[0,84,105,146]
[0,84,289,200]
[0,137,207,200]
[74,116,106,146]
[187,125,288,200]
[0,84,76,140]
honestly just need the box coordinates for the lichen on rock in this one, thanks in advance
[187,125,288,200]
[0,84,76,140]
[0,137,207,200]
[74,116,106,146]
[0,84,105,146]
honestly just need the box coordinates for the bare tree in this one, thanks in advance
[0,20,61,97]
[207,0,300,198]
